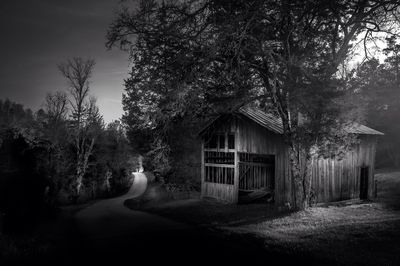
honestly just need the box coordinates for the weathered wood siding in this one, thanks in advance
[236,117,291,206]
[237,119,378,205]
[201,115,378,206]
[201,118,239,202]
[310,135,377,203]
[202,183,236,202]
[201,115,292,205]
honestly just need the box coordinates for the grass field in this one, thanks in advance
[129,169,400,265]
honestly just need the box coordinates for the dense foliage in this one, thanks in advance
[0,95,136,233]
[349,37,400,168]
[107,0,400,209]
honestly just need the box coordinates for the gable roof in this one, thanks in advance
[238,107,283,134]
[200,106,384,136]
[240,107,384,135]
[344,122,384,135]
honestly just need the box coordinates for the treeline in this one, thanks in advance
[0,58,136,233]
[350,36,400,168]
[105,1,400,202]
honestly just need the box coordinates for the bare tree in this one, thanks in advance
[44,91,68,123]
[58,57,101,199]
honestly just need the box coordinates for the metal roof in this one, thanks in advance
[199,106,384,136]
[238,106,384,135]
[238,107,283,134]
[344,123,384,135]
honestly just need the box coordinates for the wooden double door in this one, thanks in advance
[238,153,275,192]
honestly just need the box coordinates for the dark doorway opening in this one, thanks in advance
[360,166,369,199]
[238,153,275,203]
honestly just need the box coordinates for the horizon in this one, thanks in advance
[0,0,135,123]
[0,1,391,125]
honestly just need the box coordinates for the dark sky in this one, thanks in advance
[0,0,132,123]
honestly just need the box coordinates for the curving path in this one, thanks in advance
[71,173,270,266]
[75,173,185,239]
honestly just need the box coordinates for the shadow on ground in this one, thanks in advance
[4,170,400,266]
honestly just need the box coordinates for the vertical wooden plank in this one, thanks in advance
[324,159,328,202]
[201,141,205,198]
[224,167,226,184]
[264,167,266,188]
[233,121,239,203]
[371,136,377,198]
[353,148,356,198]
[275,151,280,205]
[337,160,340,200]
[332,159,336,200]
[251,166,254,189]
[255,166,258,189]
[225,132,228,153]
[285,147,291,206]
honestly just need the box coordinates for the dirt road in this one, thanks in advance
[75,173,185,240]
[71,173,281,266]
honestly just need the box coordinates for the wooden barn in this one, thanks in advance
[199,107,384,206]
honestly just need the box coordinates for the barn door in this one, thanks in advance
[360,166,369,199]
[238,153,275,191]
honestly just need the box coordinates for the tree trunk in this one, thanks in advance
[288,146,306,210]
[75,159,84,197]
[289,145,313,210]
[303,155,314,206]
[105,170,112,192]
[74,137,95,199]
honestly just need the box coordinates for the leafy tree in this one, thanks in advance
[36,92,72,201]
[0,128,50,233]
[44,91,68,124]
[108,0,400,209]
[0,99,34,129]
[108,0,258,176]
[350,37,400,167]
[0,91,136,207]
[58,57,104,199]
[383,35,400,85]
[91,120,137,196]
[0,100,51,233]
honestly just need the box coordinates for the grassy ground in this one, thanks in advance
[129,198,289,226]
[0,203,90,266]
[375,168,400,210]
[127,169,400,265]
[222,203,400,265]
